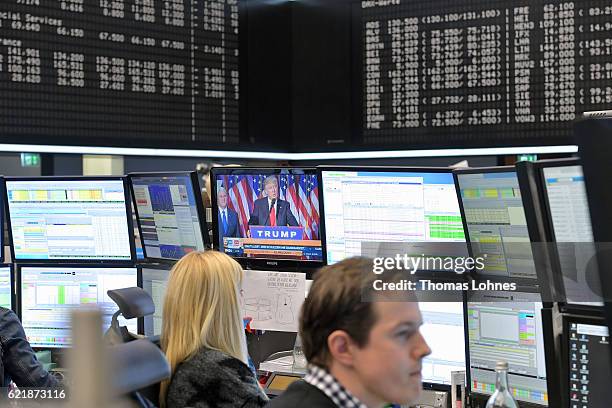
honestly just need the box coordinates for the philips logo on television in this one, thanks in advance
[250,226,304,240]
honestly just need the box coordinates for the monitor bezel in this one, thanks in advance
[576,118,612,360]
[453,166,543,287]
[128,171,210,263]
[533,158,604,313]
[318,165,465,271]
[515,160,563,304]
[16,263,142,349]
[0,263,14,312]
[563,314,609,408]
[4,176,136,264]
[464,289,551,407]
[0,177,5,264]
[210,166,323,271]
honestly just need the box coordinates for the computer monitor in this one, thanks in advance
[0,265,12,310]
[539,160,602,307]
[420,301,466,387]
[454,168,537,280]
[4,177,135,262]
[566,316,611,408]
[140,265,171,337]
[18,265,138,348]
[210,167,323,268]
[0,180,4,264]
[129,172,208,261]
[319,167,466,266]
[466,291,549,406]
[576,118,612,349]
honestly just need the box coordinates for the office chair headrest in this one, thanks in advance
[110,339,170,395]
[107,287,155,319]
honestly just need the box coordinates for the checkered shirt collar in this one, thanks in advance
[304,365,369,408]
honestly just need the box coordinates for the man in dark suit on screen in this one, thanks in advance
[217,187,240,250]
[248,175,299,227]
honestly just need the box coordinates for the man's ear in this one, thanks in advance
[327,330,357,367]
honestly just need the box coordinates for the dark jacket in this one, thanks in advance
[218,207,241,250]
[266,380,336,408]
[166,348,268,408]
[248,198,298,227]
[0,307,58,388]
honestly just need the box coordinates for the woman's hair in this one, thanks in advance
[159,250,247,406]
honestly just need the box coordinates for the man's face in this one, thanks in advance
[265,181,278,200]
[350,302,430,406]
[218,190,228,209]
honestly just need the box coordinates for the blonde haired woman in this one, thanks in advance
[160,251,268,408]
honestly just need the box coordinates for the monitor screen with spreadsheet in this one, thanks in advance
[141,266,170,337]
[320,168,466,266]
[566,316,610,408]
[130,172,207,260]
[455,168,536,280]
[19,266,138,348]
[420,301,466,386]
[541,163,602,307]
[0,265,12,310]
[467,291,549,406]
[5,177,134,262]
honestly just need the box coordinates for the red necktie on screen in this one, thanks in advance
[270,204,276,226]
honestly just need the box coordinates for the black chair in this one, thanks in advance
[109,339,170,408]
[105,287,155,344]
[106,287,164,406]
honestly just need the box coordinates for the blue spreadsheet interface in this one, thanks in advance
[321,171,465,265]
[420,301,466,385]
[141,267,170,337]
[20,266,138,348]
[6,179,133,261]
[543,165,602,307]
[131,174,205,260]
[0,267,11,309]
[468,292,548,405]
[456,171,536,279]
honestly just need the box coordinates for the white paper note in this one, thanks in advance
[241,270,306,332]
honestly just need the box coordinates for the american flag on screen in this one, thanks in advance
[219,173,320,239]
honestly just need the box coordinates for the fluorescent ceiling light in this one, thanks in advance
[0,143,578,160]
[290,145,578,160]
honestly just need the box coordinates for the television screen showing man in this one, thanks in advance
[248,176,298,228]
[217,187,240,250]
[213,171,323,261]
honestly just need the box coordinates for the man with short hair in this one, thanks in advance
[217,187,240,251]
[267,257,430,408]
[248,176,298,227]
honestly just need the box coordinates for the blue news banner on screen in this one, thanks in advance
[215,173,322,261]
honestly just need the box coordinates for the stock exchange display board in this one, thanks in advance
[0,0,240,147]
[360,0,612,146]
